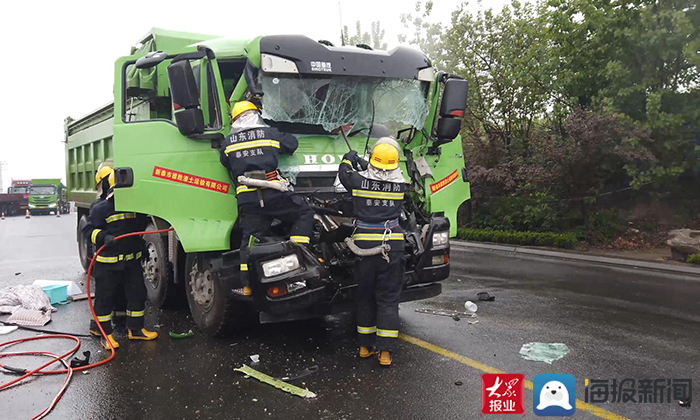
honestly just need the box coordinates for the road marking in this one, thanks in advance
[399,333,630,420]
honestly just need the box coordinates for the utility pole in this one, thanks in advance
[0,161,6,192]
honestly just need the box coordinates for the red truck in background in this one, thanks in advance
[0,179,30,216]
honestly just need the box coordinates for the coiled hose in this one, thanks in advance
[0,227,174,419]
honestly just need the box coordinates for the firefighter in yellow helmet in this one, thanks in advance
[87,164,128,337]
[339,137,406,367]
[82,164,157,348]
[219,101,314,291]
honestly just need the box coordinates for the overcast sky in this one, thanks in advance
[0,0,508,190]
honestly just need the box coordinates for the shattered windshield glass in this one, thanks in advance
[260,75,429,134]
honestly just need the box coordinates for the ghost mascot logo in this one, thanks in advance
[533,374,576,416]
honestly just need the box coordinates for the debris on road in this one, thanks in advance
[277,365,319,382]
[679,398,691,408]
[234,364,317,399]
[169,330,194,339]
[477,292,495,301]
[519,342,570,364]
[415,308,477,319]
[250,354,260,363]
[452,315,460,321]
[6,307,52,326]
[464,301,478,314]
[0,285,57,321]
[0,326,18,335]
[68,293,94,302]
[32,280,82,297]
[454,381,463,386]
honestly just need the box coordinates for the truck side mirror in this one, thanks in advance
[167,60,204,136]
[434,79,469,146]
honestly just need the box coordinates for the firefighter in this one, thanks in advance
[88,164,128,336]
[82,166,157,349]
[339,137,406,367]
[219,101,314,290]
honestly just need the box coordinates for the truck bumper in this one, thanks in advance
[258,282,442,324]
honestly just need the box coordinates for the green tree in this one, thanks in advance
[342,21,387,50]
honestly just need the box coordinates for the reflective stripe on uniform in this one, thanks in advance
[96,251,142,263]
[240,264,248,271]
[352,190,404,200]
[91,229,102,244]
[105,213,136,223]
[290,236,310,244]
[96,255,119,263]
[114,311,127,317]
[376,328,399,338]
[352,233,405,241]
[357,325,377,334]
[224,140,280,155]
[341,159,353,165]
[126,310,144,317]
[236,185,257,194]
[97,313,113,323]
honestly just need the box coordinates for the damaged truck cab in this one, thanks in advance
[66,29,470,335]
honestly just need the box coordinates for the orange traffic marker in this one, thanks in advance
[1,212,4,220]
[25,209,30,219]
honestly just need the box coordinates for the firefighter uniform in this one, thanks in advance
[82,197,154,347]
[219,102,314,285]
[88,197,128,336]
[339,144,406,362]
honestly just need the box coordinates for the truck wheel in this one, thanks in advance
[185,253,254,336]
[143,224,181,308]
[77,215,94,273]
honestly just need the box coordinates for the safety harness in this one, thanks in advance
[345,218,400,263]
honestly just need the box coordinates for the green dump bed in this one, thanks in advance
[65,28,220,209]
[64,103,114,208]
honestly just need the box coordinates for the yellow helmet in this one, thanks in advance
[95,164,115,190]
[370,142,400,170]
[230,101,258,123]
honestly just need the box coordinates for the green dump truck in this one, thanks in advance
[65,28,470,335]
[28,179,69,215]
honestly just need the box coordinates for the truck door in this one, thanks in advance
[113,52,235,252]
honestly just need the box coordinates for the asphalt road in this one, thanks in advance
[0,214,698,419]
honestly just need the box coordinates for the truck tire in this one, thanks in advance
[77,215,94,273]
[143,223,181,309]
[185,253,255,336]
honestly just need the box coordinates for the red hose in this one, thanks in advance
[0,227,174,416]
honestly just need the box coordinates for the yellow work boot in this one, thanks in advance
[359,346,378,358]
[129,328,159,341]
[101,334,120,350]
[378,350,392,367]
[89,328,101,337]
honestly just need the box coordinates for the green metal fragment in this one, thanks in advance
[234,364,317,399]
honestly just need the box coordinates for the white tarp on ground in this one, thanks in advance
[0,285,56,326]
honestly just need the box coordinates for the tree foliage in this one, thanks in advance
[342,21,387,50]
[401,0,700,240]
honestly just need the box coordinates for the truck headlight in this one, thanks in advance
[432,231,449,247]
[48,203,56,208]
[29,203,36,208]
[262,254,300,277]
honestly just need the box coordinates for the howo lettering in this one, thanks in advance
[65,29,471,335]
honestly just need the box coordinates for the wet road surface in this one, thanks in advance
[0,215,698,419]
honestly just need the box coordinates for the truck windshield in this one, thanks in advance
[29,186,56,195]
[11,187,28,194]
[260,74,429,135]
